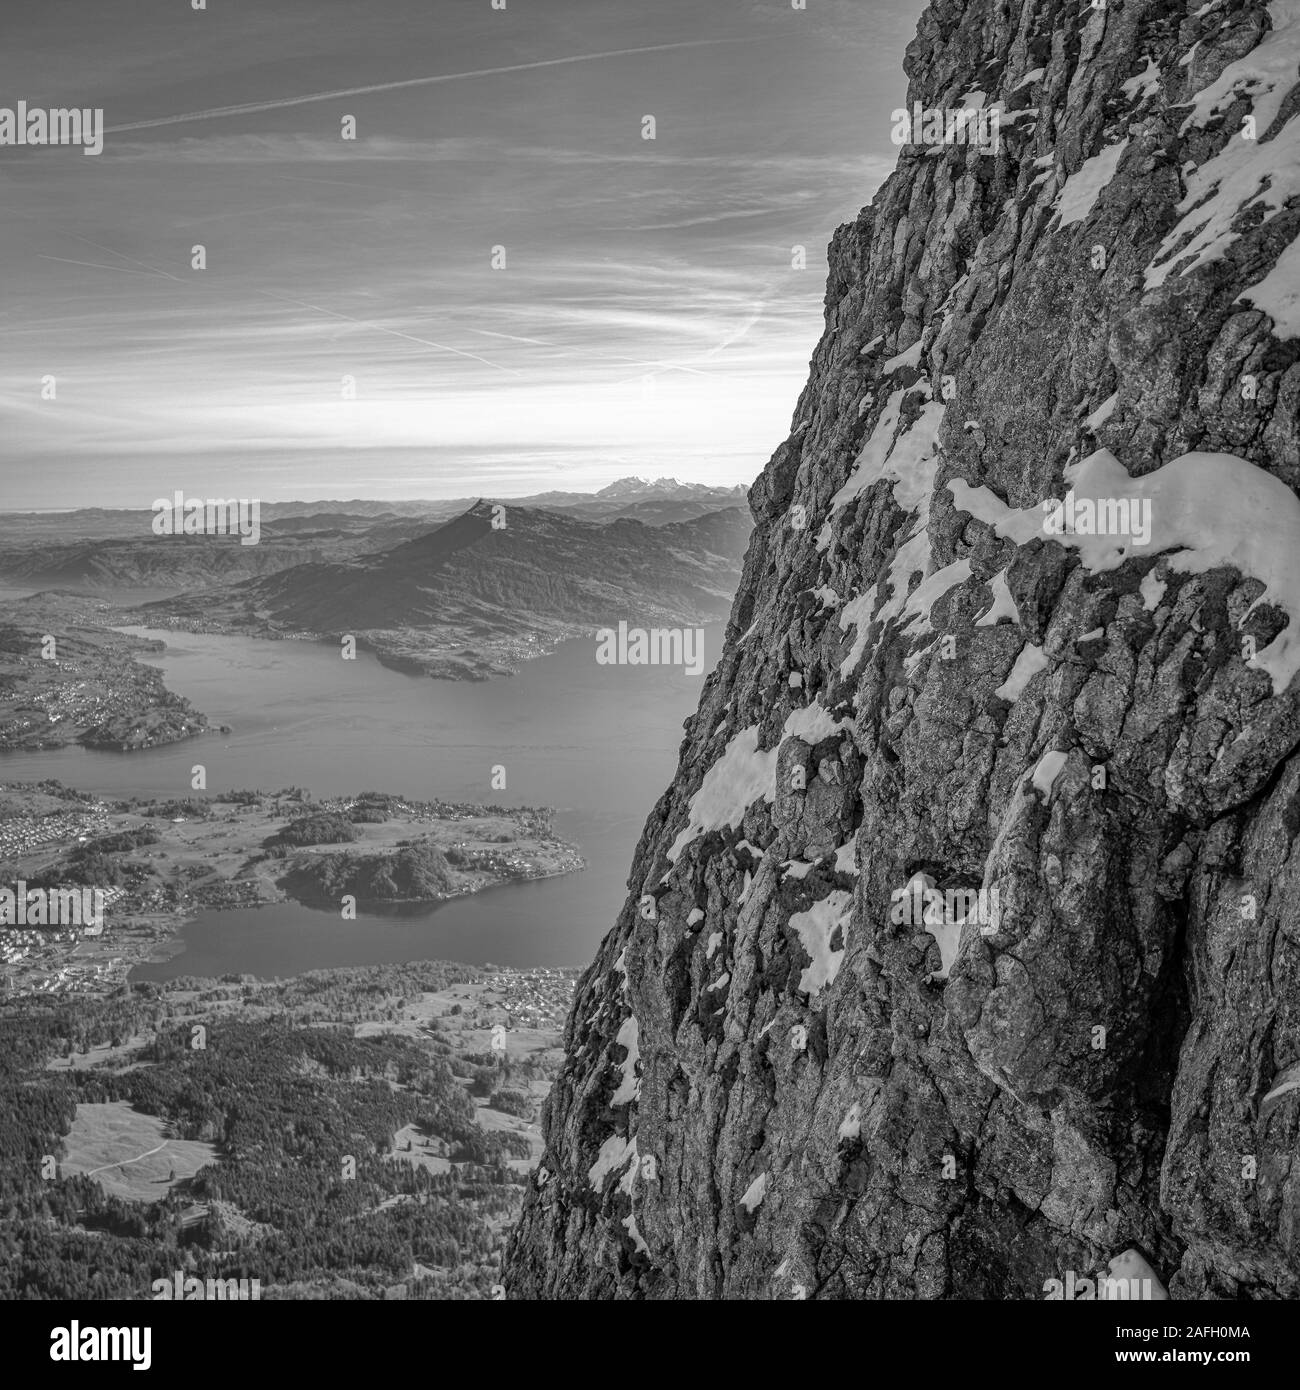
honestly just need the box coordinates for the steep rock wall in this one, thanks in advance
[506,0,1300,1299]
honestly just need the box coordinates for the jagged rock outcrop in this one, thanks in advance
[505,0,1300,1299]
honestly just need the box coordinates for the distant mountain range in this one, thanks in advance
[0,479,751,592]
[0,477,746,530]
[135,500,753,680]
[594,476,746,500]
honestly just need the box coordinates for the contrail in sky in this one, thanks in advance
[106,39,751,134]
[257,289,520,375]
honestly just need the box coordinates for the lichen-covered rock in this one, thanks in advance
[505,0,1300,1300]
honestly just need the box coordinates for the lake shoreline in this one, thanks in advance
[1,784,587,998]
[125,863,594,980]
[0,622,721,983]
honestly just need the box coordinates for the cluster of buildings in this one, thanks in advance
[0,645,205,751]
[0,670,131,745]
[0,714,39,741]
[186,879,267,908]
[0,883,128,998]
[1,937,124,998]
[1,955,122,997]
[2,925,79,959]
[322,793,552,828]
[452,846,540,881]
[0,803,112,858]
[483,968,578,1031]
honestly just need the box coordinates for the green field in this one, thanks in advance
[60,1101,219,1200]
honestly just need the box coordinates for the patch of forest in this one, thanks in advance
[0,962,555,1299]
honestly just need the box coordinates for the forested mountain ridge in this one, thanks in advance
[145,501,752,679]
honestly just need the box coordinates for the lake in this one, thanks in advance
[0,626,719,977]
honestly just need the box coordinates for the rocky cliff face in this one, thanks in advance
[505,0,1300,1299]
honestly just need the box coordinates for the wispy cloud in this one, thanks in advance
[105,39,758,134]
[256,290,522,375]
[0,0,924,506]
[35,255,166,278]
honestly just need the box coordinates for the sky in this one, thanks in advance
[0,0,924,508]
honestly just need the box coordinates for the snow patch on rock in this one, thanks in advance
[995,641,1049,701]
[1054,138,1130,227]
[1120,55,1161,102]
[1030,749,1068,802]
[611,1014,641,1106]
[588,1133,633,1190]
[1105,1249,1168,1300]
[882,340,923,373]
[834,840,859,875]
[790,889,852,998]
[1146,5,1300,327]
[1262,1060,1300,1105]
[669,703,856,860]
[976,570,1018,627]
[950,448,1300,693]
[1140,568,1167,612]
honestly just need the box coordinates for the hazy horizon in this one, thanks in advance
[0,471,750,513]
